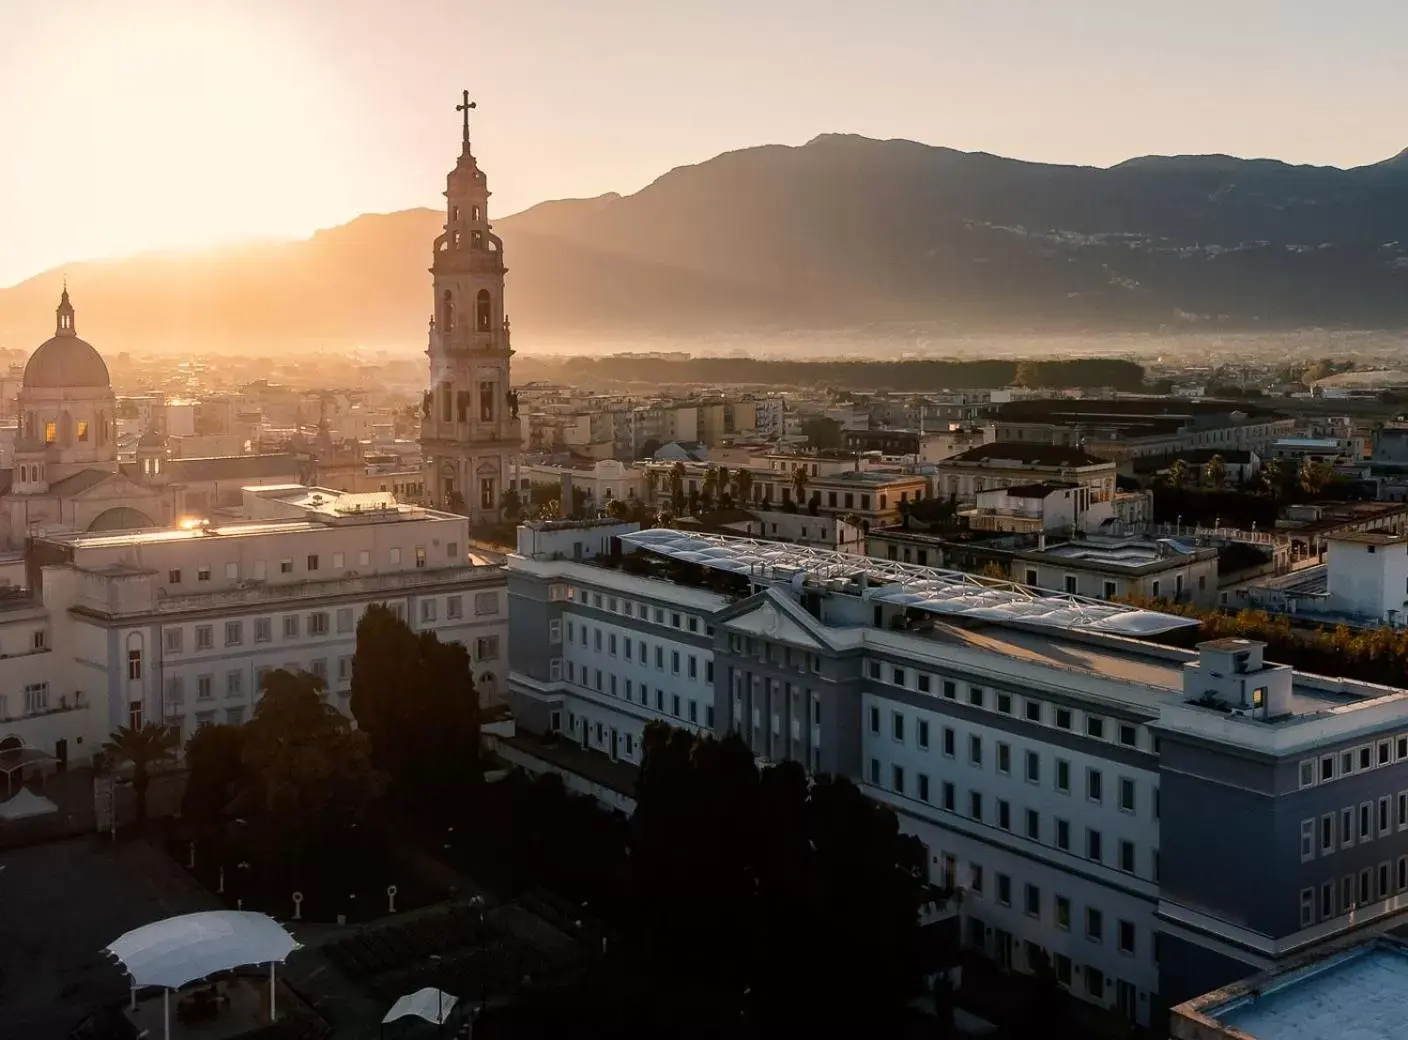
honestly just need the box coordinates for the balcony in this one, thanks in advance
[0,689,88,723]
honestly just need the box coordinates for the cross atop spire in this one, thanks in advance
[456,91,476,155]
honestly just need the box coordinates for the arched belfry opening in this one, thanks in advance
[476,290,492,332]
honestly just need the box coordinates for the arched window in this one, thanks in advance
[476,290,492,332]
[442,289,455,332]
[471,205,481,222]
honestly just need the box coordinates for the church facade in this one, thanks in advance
[419,94,520,525]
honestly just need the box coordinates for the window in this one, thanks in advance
[1025,750,1040,783]
[1119,777,1135,813]
[1381,862,1392,899]
[869,758,880,784]
[1119,840,1136,874]
[307,554,319,572]
[1321,755,1335,782]
[918,774,930,803]
[197,675,213,701]
[997,742,1011,774]
[1025,884,1041,918]
[196,566,211,582]
[1025,808,1040,840]
[1361,802,1372,842]
[1086,716,1105,739]
[1321,814,1335,854]
[1400,793,1408,830]
[280,559,293,574]
[169,569,182,584]
[969,864,983,895]
[917,674,931,693]
[1087,829,1103,863]
[969,791,983,821]
[165,627,183,653]
[474,592,499,615]
[943,727,955,756]
[359,550,371,567]
[310,611,330,634]
[1119,724,1138,748]
[1360,869,1372,905]
[476,636,499,661]
[918,719,930,750]
[1056,707,1072,730]
[968,686,984,707]
[942,680,956,699]
[1025,700,1042,722]
[224,621,242,647]
[969,735,982,766]
[869,706,880,733]
[868,661,880,680]
[195,625,213,650]
[1055,896,1071,930]
[1343,808,1356,848]
[1087,768,1103,803]
[227,671,243,697]
[997,873,1011,906]
[1380,796,1392,835]
[890,711,905,742]
[23,682,49,714]
[1361,746,1373,771]
[997,692,1012,714]
[389,547,402,565]
[1056,818,1071,851]
[891,765,905,794]
[998,800,1011,830]
[1301,818,1316,862]
[414,546,426,569]
[1118,920,1136,956]
[1086,907,1103,942]
[892,667,906,686]
[336,607,355,633]
[333,551,345,569]
[283,615,299,638]
[1056,759,1071,793]
[255,617,272,643]
[942,782,955,811]
[1300,760,1317,788]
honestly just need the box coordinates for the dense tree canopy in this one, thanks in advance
[630,724,928,1024]
[182,723,246,828]
[349,605,481,804]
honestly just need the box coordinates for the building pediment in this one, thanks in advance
[717,588,834,651]
[61,471,161,502]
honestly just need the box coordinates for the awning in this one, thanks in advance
[383,987,458,1026]
[106,911,300,989]
[0,787,57,821]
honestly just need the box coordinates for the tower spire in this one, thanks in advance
[55,281,75,337]
[456,91,476,155]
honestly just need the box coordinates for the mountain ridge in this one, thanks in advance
[5,134,1408,353]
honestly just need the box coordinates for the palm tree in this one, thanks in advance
[702,466,719,503]
[732,468,754,506]
[644,469,660,502]
[104,723,179,830]
[1205,454,1227,490]
[1261,457,1285,499]
[1166,458,1190,491]
[715,465,731,506]
[791,465,810,506]
[669,462,686,514]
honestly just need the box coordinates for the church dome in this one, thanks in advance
[24,289,111,390]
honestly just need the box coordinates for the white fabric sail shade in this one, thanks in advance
[106,910,300,989]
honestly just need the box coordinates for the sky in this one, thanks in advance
[3,0,1408,288]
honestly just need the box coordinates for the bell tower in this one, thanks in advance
[420,91,519,522]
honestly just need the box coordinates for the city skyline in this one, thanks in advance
[5,0,1408,287]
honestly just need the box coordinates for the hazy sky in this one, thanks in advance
[3,0,1407,288]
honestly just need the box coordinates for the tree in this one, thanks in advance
[732,468,754,506]
[791,465,809,506]
[606,497,628,520]
[182,724,247,828]
[501,487,522,522]
[808,490,821,515]
[702,466,720,504]
[1299,458,1334,496]
[669,462,686,514]
[637,438,662,460]
[104,723,178,829]
[1165,457,1190,491]
[234,669,382,872]
[644,469,660,501]
[349,605,480,804]
[979,560,1010,581]
[714,465,732,507]
[800,416,842,451]
[1205,454,1227,489]
[1261,457,1286,499]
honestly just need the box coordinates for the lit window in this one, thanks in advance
[77,420,89,442]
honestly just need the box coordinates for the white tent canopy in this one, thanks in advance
[383,987,458,1026]
[0,787,57,821]
[106,911,300,989]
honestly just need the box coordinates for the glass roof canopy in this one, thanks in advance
[622,528,1200,638]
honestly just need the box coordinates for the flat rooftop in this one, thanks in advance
[1185,937,1408,1040]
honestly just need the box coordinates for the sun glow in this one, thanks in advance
[8,7,357,280]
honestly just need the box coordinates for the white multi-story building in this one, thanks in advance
[0,485,506,769]
[505,520,1408,1028]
